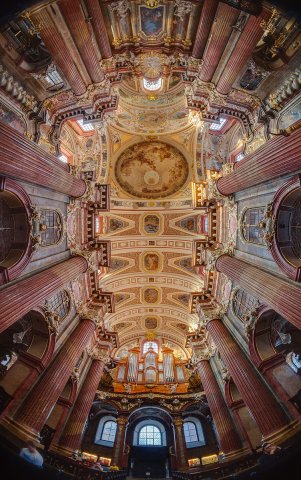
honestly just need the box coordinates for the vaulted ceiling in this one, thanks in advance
[1,0,300,357]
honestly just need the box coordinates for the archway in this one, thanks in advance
[127,407,174,478]
[0,178,33,284]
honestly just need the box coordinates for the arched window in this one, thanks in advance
[183,417,205,448]
[241,207,265,245]
[47,290,70,320]
[143,341,158,354]
[95,416,117,446]
[40,210,63,246]
[184,421,198,443]
[138,425,162,446]
[232,289,258,322]
[101,420,117,443]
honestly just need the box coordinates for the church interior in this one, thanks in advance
[0,0,301,479]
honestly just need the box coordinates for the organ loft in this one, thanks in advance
[0,0,301,479]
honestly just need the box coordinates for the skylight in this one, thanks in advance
[58,153,68,163]
[209,117,227,131]
[143,77,162,91]
[77,119,95,132]
[236,153,245,162]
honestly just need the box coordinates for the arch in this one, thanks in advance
[0,309,54,416]
[249,307,301,418]
[270,174,301,281]
[0,177,34,285]
[95,415,117,446]
[183,416,205,448]
[133,419,167,446]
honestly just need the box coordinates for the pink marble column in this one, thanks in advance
[85,0,112,59]
[13,319,96,436]
[59,0,105,83]
[216,255,301,332]
[192,0,219,59]
[57,358,105,453]
[31,9,86,95]
[0,121,87,197]
[198,3,239,82]
[197,359,243,454]
[217,125,301,195]
[0,256,88,333]
[216,9,269,95]
[206,318,289,437]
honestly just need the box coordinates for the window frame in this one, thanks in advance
[232,288,258,323]
[95,416,117,447]
[138,424,162,446]
[241,207,266,245]
[183,417,205,448]
[39,209,63,247]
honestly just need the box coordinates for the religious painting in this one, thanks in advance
[140,6,164,37]
[176,257,194,273]
[143,252,161,271]
[0,101,25,134]
[115,141,189,199]
[115,293,130,305]
[177,216,197,233]
[239,66,265,91]
[177,294,190,305]
[279,99,301,130]
[145,317,158,329]
[109,217,127,232]
[110,258,128,272]
[143,214,160,234]
[143,287,159,304]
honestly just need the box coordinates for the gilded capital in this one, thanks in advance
[78,305,104,328]
[205,242,234,272]
[199,306,226,326]
[87,344,111,363]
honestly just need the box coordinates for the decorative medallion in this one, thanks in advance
[144,316,159,329]
[142,287,160,304]
[141,251,162,272]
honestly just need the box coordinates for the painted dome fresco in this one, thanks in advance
[114,141,189,199]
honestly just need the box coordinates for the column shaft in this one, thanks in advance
[198,4,239,82]
[192,0,219,58]
[14,319,95,434]
[32,9,86,95]
[0,256,88,333]
[58,359,105,452]
[206,319,289,437]
[217,122,301,196]
[216,10,268,95]
[216,255,301,331]
[197,360,242,454]
[0,121,87,197]
[85,0,112,59]
[59,0,105,83]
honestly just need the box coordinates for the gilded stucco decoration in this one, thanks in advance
[114,141,189,199]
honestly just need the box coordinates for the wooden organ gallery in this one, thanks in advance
[0,0,300,479]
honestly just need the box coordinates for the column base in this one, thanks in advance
[49,444,74,457]
[0,415,42,448]
[262,419,301,446]
[222,446,251,461]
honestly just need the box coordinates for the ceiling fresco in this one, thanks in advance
[5,0,299,362]
[114,141,189,199]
